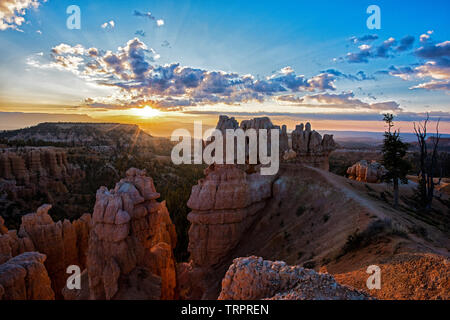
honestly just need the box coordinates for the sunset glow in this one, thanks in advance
[132,106,162,119]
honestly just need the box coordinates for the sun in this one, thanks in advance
[132,106,162,118]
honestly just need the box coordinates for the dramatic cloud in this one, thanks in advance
[382,41,450,92]
[345,35,416,63]
[30,39,341,110]
[415,40,450,60]
[133,10,164,27]
[0,0,46,31]
[277,91,401,111]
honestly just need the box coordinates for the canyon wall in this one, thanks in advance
[0,168,178,300]
[0,147,84,201]
[0,148,73,183]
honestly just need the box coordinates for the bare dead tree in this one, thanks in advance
[413,113,442,210]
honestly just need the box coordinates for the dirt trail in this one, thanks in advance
[308,166,387,219]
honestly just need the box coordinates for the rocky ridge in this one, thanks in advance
[219,256,371,300]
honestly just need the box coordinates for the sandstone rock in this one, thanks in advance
[87,168,177,300]
[0,252,55,300]
[218,256,371,300]
[0,148,75,185]
[216,115,239,132]
[180,164,276,299]
[15,204,91,298]
[213,116,336,170]
[187,165,274,267]
[291,122,336,170]
[347,160,387,183]
[0,220,35,265]
[279,125,289,154]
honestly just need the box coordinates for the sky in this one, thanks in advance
[0,0,449,135]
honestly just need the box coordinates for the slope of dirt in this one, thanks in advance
[334,253,449,300]
[209,164,449,299]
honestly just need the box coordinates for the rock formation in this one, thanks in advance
[0,148,72,183]
[0,147,84,203]
[291,122,336,170]
[179,164,276,299]
[0,217,35,265]
[87,168,177,300]
[214,116,335,170]
[347,160,387,183]
[187,165,274,267]
[0,252,55,300]
[219,256,371,300]
[0,204,91,298]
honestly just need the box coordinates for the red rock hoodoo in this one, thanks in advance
[87,168,177,300]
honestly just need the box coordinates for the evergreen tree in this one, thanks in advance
[381,114,411,208]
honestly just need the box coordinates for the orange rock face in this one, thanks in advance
[0,204,91,299]
[219,256,371,300]
[181,164,275,299]
[187,165,274,268]
[0,148,72,183]
[0,252,55,300]
[347,160,387,183]
[87,168,177,300]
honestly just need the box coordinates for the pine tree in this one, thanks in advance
[381,114,410,208]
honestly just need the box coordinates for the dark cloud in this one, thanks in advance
[396,35,415,52]
[415,41,450,59]
[374,37,397,58]
[345,36,409,63]
[376,41,450,92]
[321,69,375,81]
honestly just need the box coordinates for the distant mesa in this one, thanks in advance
[0,122,171,154]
